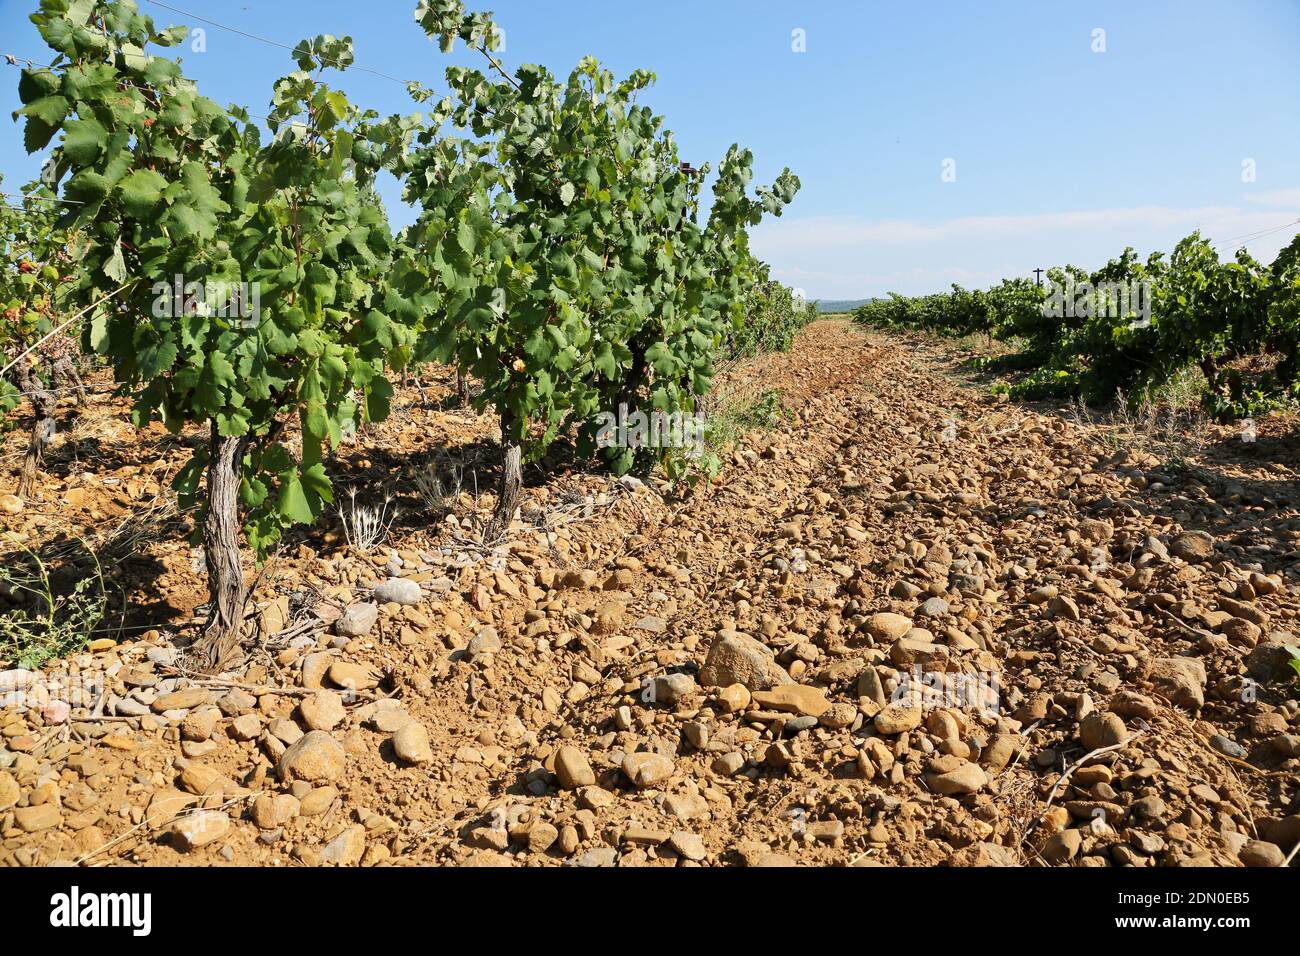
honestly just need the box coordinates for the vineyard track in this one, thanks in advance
[1,319,1298,868]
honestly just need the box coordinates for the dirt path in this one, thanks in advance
[2,319,1297,868]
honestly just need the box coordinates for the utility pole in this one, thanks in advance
[1032,267,1045,287]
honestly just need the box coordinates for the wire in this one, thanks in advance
[2,52,58,70]
[1,191,85,206]
[1210,217,1300,251]
[141,0,421,88]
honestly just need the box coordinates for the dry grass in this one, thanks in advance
[1071,381,1209,470]
[337,486,400,553]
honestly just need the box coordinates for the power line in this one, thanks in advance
[1210,217,1300,251]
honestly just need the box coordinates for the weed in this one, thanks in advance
[0,539,110,670]
[338,487,400,552]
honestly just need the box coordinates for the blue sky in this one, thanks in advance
[3,0,1299,298]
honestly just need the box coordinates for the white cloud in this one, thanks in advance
[1243,187,1300,207]
[752,195,1300,299]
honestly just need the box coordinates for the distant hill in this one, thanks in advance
[815,298,874,313]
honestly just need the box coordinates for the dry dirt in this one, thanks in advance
[1,318,1298,868]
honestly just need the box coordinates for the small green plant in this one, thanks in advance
[1285,645,1300,688]
[0,540,110,670]
[705,387,786,451]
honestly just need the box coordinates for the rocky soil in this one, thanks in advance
[1,319,1298,868]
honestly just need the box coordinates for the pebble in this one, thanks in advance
[874,700,922,735]
[392,722,433,765]
[622,752,674,788]
[917,597,950,618]
[717,684,751,713]
[926,760,988,795]
[1238,840,1284,867]
[334,603,378,637]
[299,691,347,732]
[372,578,422,606]
[318,825,367,865]
[15,803,62,832]
[699,631,791,690]
[151,688,209,713]
[0,771,19,811]
[169,811,229,851]
[468,627,502,658]
[555,746,596,789]
[669,831,706,861]
[278,731,346,782]
[328,661,380,692]
[1079,711,1128,750]
[751,684,831,717]
[1209,734,1246,759]
[651,673,697,705]
[865,613,913,641]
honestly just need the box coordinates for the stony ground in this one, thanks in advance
[1,319,1298,868]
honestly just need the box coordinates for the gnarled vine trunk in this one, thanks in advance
[15,362,56,500]
[485,407,522,541]
[1199,355,1222,396]
[456,369,471,408]
[189,424,251,673]
[51,354,85,407]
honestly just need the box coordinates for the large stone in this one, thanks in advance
[278,730,346,783]
[699,632,791,690]
[169,811,229,851]
[334,603,378,637]
[865,613,913,641]
[15,803,62,832]
[392,722,432,765]
[373,578,422,606]
[1147,656,1207,710]
[1079,711,1128,750]
[927,761,988,795]
[1169,531,1214,562]
[318,825,367,865]
[1246,641,1300,683]
[622,752,674,788]
[751,685,831,718]
[554,746,596,789]
[299,691,347,732]
[874,700,923,734]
